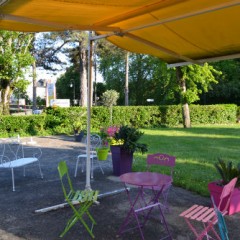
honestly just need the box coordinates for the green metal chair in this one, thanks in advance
[58,161,98,238]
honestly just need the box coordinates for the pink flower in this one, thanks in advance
[107,126,119,137]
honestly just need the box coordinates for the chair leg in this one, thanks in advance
[74,158,80,177]
[91,157,94,179]
[38,160,43,178]
[81,157,85,173]
[60,202,96,239]
[11,168,15,192]
[184,217,220,240]
[90,157,105,179]
[161,187,171,213]
[96,159,104,175]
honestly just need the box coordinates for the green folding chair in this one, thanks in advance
[58,161,99,238]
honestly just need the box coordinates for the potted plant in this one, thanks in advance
[208,158,240,215]
[95,127,110,161]
[110,125,148,176]
[96,147,109,161]
[73,122,85,142]
[69,110,86,142]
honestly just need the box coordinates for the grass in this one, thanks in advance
[132,124,240,197]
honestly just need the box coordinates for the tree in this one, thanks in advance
[67,31,89,107]
[102,90,119,124]
[97,41,126,104]
[204,59,240,105]
[98,45,176,106]
[35,31,90,107]
[176,63,221,128]
[129,54,175,105]
[0,30,34,114]
[56,65,79,104]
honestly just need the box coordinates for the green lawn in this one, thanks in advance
[133,124,240,196]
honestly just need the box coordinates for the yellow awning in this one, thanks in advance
[1,0,240,65]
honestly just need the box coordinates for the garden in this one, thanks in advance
[0,104,239,198]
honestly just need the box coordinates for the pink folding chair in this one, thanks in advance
[146,153,176,212]
[179,177,237,240]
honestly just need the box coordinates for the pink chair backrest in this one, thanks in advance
[147,153,176,177]
[147,153,176,168]
[218,177,237,212]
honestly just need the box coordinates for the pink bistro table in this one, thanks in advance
[118,172,173,240]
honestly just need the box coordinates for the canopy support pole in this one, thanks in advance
[86,31,93,190]
[34,188,130,213]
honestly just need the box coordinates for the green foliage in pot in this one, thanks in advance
[112,125,148,154]
[214,158,240,187]
[102,90,119,124]
[68,109,87,133]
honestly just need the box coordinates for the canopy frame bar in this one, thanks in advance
[91,0,240,65]
[0,14,121,32]
[93,0,180,27]
[124,32,200,64]
[119,1,240,38]
[94,0,240,28]
[168,53,240,67]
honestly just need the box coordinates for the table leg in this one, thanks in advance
[118,183,172,240]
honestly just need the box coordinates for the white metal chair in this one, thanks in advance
[74,134,104,178]
[0,137,43,191]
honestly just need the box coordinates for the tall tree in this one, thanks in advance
[205,59,240,105]
[129,54,174,105]
[56,65,79,103]
[67,31,88,107]
[98,48,175,106]
[0,30,34,114]
[97,41,126,104]
[35,31,90,106]
[176,63,221,128]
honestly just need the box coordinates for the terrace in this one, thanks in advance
[0,135,239,239]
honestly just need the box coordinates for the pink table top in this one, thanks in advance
[119,172,172,187]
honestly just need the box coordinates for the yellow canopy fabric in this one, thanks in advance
[1,0,240,65]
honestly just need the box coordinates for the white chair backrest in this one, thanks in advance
[0,139,6,163]
[84,134,101,153]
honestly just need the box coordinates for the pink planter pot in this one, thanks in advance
[208,181,240,215]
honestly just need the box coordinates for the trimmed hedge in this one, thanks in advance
[0,104,238,137]
[0,115,46,137]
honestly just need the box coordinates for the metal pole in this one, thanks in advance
[34,188,130,213]
[125,52,129,106]
[86,31,93,190]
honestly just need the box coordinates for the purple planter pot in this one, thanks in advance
[208,181,240,215]
[110,145,133,176]
[74,130,84,142]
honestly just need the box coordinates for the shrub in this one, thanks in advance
[214,158,240,187]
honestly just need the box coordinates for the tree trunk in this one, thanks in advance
[0,85,11,115]
[176,67,191,128]
[32,61,37,110]
[182,103,191,128]
[79,45,88,107]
